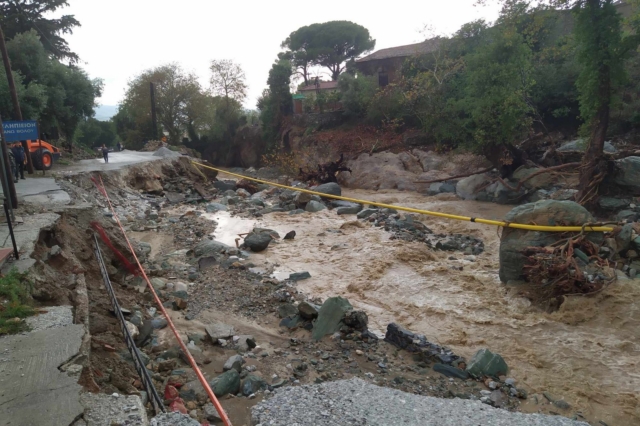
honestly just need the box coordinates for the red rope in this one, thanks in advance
[90,222,140,276]
[93,175,233,426]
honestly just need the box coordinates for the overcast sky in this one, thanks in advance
[62,0,502,110]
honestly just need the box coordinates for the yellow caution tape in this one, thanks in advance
[191,161,614,233]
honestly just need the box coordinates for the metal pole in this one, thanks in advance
[150,82,158,140]
[0,23,35,174]
[0,115,18,211]
[3,199,18,259]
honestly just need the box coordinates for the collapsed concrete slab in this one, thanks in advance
[0,324,85,426]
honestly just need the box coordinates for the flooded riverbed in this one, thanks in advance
[206,188,640,425]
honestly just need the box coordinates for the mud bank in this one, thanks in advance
[207,180,640,426]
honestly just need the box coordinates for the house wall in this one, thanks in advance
[355,57,406,86]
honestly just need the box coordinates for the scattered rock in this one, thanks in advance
[205,322,235,341]
[343,310,368,331]
[284,231,296,240]
[278,304,298,318]
[205,202,228,212]
[357,208,378,219]
[244,232,273,252]
[384,323,459,364]
[313,182,341,197]
[214,180,237,192]
[289,271,311,281]
[203,403,222,423]
[235,335,256,352]
[305,200,326,213]
[241,375,268,396]
[466,349,509,377]
[433,363,469,380]
[598,197,631,211]
[614,157,640,192]
[298,301,320,319]
[223,354,244,372]
[209,369,241,397]
[558,139,616,153]
[311,297,353,341]
[193,239,233,257]
[456,174,490,200]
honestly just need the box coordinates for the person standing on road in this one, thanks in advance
[101,144,109,163]
[7,148,17,183]
[11,143,26,180]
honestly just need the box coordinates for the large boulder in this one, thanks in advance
[305,200,327,213]
[613,157,640,191]
[466,349,509,377]
[311,297,353,341]
[499,200,595,282]
[512,167,554,190]
[313,182,341,197]
[558,139,616,153]
[205,322,234,340]
[456,174,489,200]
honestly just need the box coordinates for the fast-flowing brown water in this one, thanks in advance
[208,189,640,425]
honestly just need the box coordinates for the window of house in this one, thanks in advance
[378,71,389,87]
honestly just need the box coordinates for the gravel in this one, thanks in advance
[80,393,147,425]
[252,378,589,426]
[150,412,200,426]
[26,305,73,332]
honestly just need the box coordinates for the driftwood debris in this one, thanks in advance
[299,154,352,184]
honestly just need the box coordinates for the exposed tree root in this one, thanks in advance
[298,153,352,184]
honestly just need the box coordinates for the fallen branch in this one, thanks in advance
[496,162,581,192]
[414,166,495,184]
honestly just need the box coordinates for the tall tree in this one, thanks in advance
[310,21,375,80]
[0,0,80,62]
[116,63,202,145]
[209,59,248,105]
[281,24,322,85]
[258,59,293,144]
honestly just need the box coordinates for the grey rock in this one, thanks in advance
[456,174,489,200]
[466,348,509,377]
[205,322,234,340]
[598,197,630,211]
[284,230,296,240]
[223,354,244,372]
[242,374,268,396]
[312,297,353,341]
[214,180,237,191]
[180,380,206,401]
[343,310,368,331]
[203,403,222,422]
[235,334,256,351]
[433,363,469,379]
[499,200,595,282]
[289,209,306,215]
[289,271,311,281]
[205,202,228,212]
[278,303,298,318]
[440,183,456,193]
[209,369,241,397]
[298,301,320,319]
[244,232,273,252]
[357,208,378,219]
[49,245,62,257]
[615,223,634,252]
[337,204,363,215]
[558,139,616,153]
[617,209,638,222]
[150,277,166,290]
[193,239,232,257]
[251,378,588,426]
[294,191,313,207]
[305,200,327,212]
[313,182,341,197]
[614,156,640,190]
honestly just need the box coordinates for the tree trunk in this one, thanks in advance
[576,0,612,205]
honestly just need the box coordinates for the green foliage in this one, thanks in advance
[0,270,34,335]
[258,59,293,145]
[75,118,119,148]
[0,0,80,62]
[282,21,375,81]
[114,63,202,147]
[573,0,626,133]
[337,73,377,118]
[1,30,100,143]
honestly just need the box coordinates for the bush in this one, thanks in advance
[0,270,35,335]
[338,73,377,118]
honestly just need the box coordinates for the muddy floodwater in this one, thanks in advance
[206,188,640,425]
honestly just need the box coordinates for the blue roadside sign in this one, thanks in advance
[1,120,39,142]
